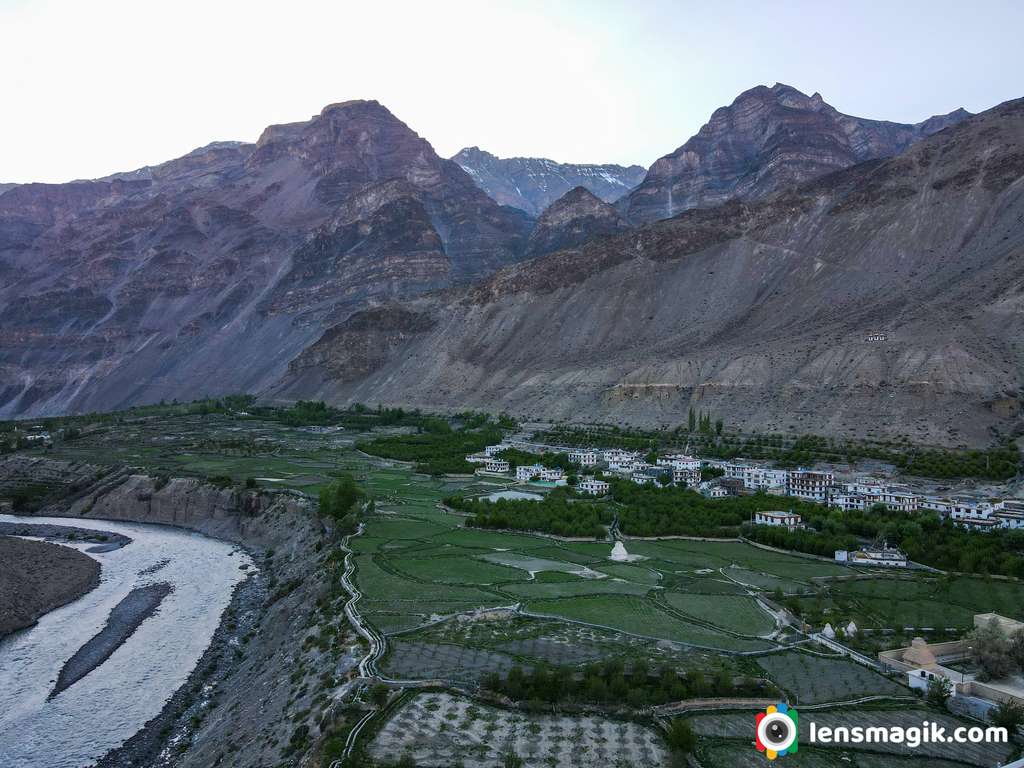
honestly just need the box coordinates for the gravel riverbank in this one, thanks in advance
[0,536,101,638]
[51,583,174,698]
[0,520,132,552]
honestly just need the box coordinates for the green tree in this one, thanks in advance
[970,618,1015,681]
[926,676,953,707]
[990,700,1024,737]
[319,474,363,524]
[687,407,696,432]
[665,719,696,755]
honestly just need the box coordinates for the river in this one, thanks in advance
[0,514,252,768]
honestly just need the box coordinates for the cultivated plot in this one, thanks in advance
[370,692,669,768]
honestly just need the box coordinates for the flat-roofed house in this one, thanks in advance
[753,510,802,529]
[484,458,510,474]
[787,469,834,503]
[579,478,609,495]
[569,450,599,467]
[516,464,544,482]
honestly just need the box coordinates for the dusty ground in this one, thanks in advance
[0,536,101,638]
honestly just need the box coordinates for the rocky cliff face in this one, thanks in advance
[452,146,646,216]
[0,101,531,418]
[623,83,972,223]
[273,98,1024,446]
[525,186,630,257]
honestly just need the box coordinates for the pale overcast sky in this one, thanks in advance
[2,0,1022,183]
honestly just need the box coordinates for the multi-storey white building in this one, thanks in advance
[578,478,609,495]
[516,464,545,482]
[657,454,701,471]
[540,467,565,483]
[606,451,642,473]
[484,444,509,457]
[483,458,510,474]
[787,469,834,503]
[569,450,599,467]
[746,466,788,492]
[672,467,701,487]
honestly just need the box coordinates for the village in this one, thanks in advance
[466,440,1024,543]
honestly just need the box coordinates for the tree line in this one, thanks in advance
[449,488,612,538]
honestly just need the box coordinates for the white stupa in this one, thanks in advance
[610,541,630,562]
[822,623,836,640]
[846,621,859,637]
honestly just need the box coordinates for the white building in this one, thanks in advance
[484,458,510,474]
[568,450,599,467]
[832,492,866,512]
[484,444,509,457]
[869,489,919,513]
[753,510,802,530]
[996,502,1024,530]
[672,466,701,487]
[845,545,908,568]
[702,485,729,499]
[603,448,639,465]
[540,467,565,483]
[657,454,701,471]
[787,469,834,503]
[579,478,609,495]
[745,466,788,492]
[516,464,545,482]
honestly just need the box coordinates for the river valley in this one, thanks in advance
[0,515,252,768]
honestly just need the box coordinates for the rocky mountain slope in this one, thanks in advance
[623,83,972,223]
[276,98,1024,446]
[452,146,646,216]
[0,101,531,417]
[525,186,629,257]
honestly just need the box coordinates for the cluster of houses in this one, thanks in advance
[709,460,1024,532]
[467,442,1024,534]
[470,444,704,496]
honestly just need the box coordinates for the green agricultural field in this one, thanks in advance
[481,552,596,575]
[663,593,775,635]
[597,562,662,585]
[501,578,653,599]
[524,595,773,652]
[388,554,527,585]
[801,575,1024,630]
[365,516,453,540]
[425,527,551,551]
[755,651,909,704]
[353,554,499,606]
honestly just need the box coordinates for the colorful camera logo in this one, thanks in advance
[755,702,798,760]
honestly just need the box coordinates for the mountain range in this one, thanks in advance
[451,147,646,216]
[2,84,1021,446]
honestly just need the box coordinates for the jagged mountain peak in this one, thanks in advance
[453,148,646,216]
[623,83,973,223]
[525,185,629,257]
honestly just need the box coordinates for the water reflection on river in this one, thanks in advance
[0,515,252,768]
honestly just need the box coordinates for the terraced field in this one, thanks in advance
[798,575,1024,630]
[370,692,669,768]
[754,651,910,704]
[663,593,775,635]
